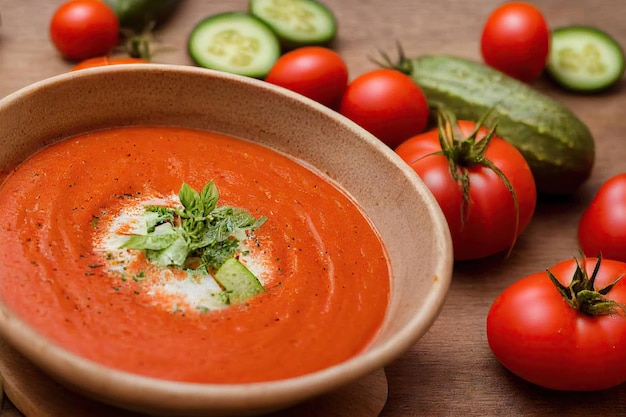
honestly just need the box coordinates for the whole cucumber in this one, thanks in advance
[407,55,595,195]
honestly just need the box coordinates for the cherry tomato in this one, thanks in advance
[72,56,149,71]
[480,2,550,82]
[338,69,429,149]
[265,47,348,108]
[395,115,536,260]
[578,173,626,262]
[50,0,120,61]
[487,256,626,391]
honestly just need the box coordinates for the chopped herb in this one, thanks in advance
[132,271,146,282]
[197,305,211,313]
[91,215,100,227]
[120,181,266,272]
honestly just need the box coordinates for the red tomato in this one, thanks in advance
[72,56,149,71]
[487,256,626,391]
[578,173,626,262]
[265,47,348,108]
[395,117,536,260]
[339,69,429,149]
[50,0,120,61]
[480,2,550,82]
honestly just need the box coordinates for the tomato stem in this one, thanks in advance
[434,107,521,256]
[546,254,626,316]
[118,21,162,60]
[371,41,414,75]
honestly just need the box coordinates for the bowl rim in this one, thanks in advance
[0,64,453,414]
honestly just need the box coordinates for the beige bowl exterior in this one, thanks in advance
[0,65,452,416]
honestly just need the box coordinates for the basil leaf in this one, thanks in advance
[201,238,240,270]
[200,180,219,215]
[147,234,189,267]
[179,182,200,214]
[144,208,175,233]
[252,216,267,229]
[119,180,266,273]
[121,231,179,250]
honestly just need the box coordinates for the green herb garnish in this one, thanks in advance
[120,181,267,271]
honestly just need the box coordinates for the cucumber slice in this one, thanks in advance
[188,12,281,78]
[249,0,337,48]
[214,258,264,304]
[546,25,625,92]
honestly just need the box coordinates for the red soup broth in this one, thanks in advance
[0,126,390,383]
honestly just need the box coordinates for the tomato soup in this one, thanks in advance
[0,126,390,383]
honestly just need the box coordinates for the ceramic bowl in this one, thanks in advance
[0,65,452,416]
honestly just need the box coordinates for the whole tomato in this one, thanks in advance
[395,112,536,261]
[265,46,348,108]
[50,0,120,61]
[487,256,626,391]
[339,69,429,149]
[480,2,550,82]
[579,173,626,262]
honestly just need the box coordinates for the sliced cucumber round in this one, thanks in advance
[546,25,625,92]
[188,12,281,78]
[249,0,337,48]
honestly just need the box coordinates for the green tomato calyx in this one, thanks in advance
[432,107,521,258]
[546,254,626,316]
[372,41,414,75]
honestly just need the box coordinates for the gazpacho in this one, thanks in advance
[0,126,390,383]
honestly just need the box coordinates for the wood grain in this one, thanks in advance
[1,0,626,416]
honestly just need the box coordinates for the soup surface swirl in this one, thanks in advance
[0,126,390,383]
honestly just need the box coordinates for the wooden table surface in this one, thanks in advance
[1,0,626,416]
